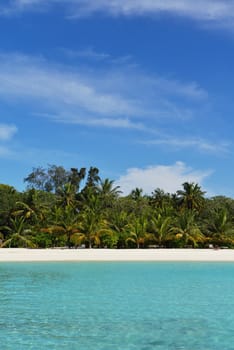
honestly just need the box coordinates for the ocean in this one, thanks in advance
[1,262,234,349]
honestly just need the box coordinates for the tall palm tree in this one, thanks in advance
[97,178,121,197]
[85,167,100,189]
[150,188,172,210]
[130,187,143,201]
[97,178,122,209]
[68,167,86,193]
[176,182,206,211]
[56,182,77,209]
[77,193,106,248]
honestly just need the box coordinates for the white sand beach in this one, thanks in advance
[0,248,234,262]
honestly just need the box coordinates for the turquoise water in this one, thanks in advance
[1,262,234,349]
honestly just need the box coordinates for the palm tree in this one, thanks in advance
[130,187,143,201]
[107,210,129,234]
[105,210,129,248]
[150,213,172,246]
[0,217,36,248]
[77,193,106,248]
[126,215,154,248]
[56,182,77,209]
[15,189,53,226]
[78,208,105,248]
[97,178,122,210]
[176,182,206,211]
[13,201,37,221]
[42,205,81,248]
[85,167,100,190]
[150,188,172,210]
[97,178,121,197]
[205,209,234,243]
[170,211,204,247]
[68,167,86,193]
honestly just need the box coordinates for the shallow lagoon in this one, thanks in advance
[1,262,234,349]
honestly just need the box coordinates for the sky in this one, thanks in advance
[0,0,234,196]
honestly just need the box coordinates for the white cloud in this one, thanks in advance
[0,53,227,156]
[68,0,234,22]
[0,53,205,126]
[116,161,212,195]
[0,53,228,157]
[151,78,207,100]
[2,0,234,28]
[0,124,17,141]
[0,54,141,118]
[48,114,146,129]
[61,47,111,61]
[144,137,230,155]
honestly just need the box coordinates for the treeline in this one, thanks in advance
[1,164,234,249]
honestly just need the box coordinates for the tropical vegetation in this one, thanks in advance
[1,164,234,248]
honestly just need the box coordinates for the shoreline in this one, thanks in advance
[1,248,234,262]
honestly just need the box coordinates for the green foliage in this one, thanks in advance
[170,211,204,248]
[1,166,234,249]
[150,213,172,246]
[24,165,87,194]
[176,182,206,211]
[0,184,21,226]
[1,217,36,248]
[205,208,234,241]
[126,214,155,248]
[42,205,80,248]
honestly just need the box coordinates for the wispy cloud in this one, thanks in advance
[0,0,46,15]
[0,52,205,128]
[61,47,111,61]
[144,137,230,155]
[0,53,141,119]
[0,124,17,141]
[60,47,134,67]
[116,161,212,195]
[0,123,17,160]
[45,113,146,130]
[2,1,234,29]
[0,145,14,157]
[68,0,234,24]
[0,52,226,155]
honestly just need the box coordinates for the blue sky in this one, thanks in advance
[0,0,234,196]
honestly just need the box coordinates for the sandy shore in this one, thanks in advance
[0,248,234,262]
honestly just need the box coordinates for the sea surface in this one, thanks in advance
[1,262,234,349]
